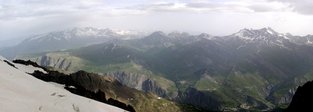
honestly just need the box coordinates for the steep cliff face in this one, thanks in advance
[175,87,222,111]
[266,76,311,106]
[105,72,177,98]
[18,52,85,73]
[278,89,296,104]
[106,72,148,90]
[142,79,168,97]
[37,55,72,70]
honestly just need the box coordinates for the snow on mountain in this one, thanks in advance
[0,55,124,112]
[230,27,313,46]
[232,27,281,40]
[234,27,313,47]
[228,27,293,48]
[198,33,215,40]
[291,34,313,46]
[24,27,145,42]
[306,35,313,44]
[14,63,47,74]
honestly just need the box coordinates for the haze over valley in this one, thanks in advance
[1,0,313,112]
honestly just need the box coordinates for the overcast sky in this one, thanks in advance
[1,0,313,40]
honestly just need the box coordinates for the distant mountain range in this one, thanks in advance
[2,27,313,111]
[0,27,146,59]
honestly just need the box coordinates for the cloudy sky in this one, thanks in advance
[1,0,313,40]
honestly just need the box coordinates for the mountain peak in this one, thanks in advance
[199,33,211,37]
[69,27,110,37]
[236,27,278,35]
[143,31,172,44]
[150,31,167,37]
[233,27,280,40]
[259,27,277,35]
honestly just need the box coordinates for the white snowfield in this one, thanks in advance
[0,56,125,112]
[14,63,47,74]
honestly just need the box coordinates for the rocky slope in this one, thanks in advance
[13,59,201,112]
[105,72,178,98]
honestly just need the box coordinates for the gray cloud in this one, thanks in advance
[0,0,108,20]
[248,5,273,12]
[0,0,302,21]
[247,2,289,12]
[122,0,293,14]
[269,0,313,15]
[1,0,312,21]
[186,2,222,8]
[122,3,187,13]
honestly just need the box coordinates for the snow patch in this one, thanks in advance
[266,28,274,35]
[15,63,47,74]
[0,56,125,112]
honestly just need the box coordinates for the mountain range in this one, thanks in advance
[0,27,145,59]
[2,27,313,111]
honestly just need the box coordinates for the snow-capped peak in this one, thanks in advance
[112,29,140,35]
[233,28,253,40]
[70,27,105,37]
[261,27,277,35]
[232,27,281,41]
